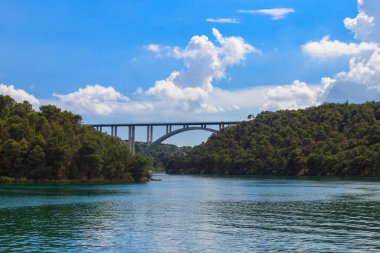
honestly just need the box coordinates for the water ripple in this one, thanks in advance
[0,175,379,252]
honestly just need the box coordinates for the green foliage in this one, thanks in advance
[0,176,30,183]
[0,95,150,182]
[135,142,192,170]
[166,102,380,176]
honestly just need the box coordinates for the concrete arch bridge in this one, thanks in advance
[89,121,240,155]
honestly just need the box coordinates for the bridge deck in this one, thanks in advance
[88,121,241,155]
[88,121,241,127]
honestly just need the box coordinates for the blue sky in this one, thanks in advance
[1,0,379,145]
[0,0,356,95]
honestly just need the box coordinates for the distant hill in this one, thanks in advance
[166,102,380,176]
[135,142,192,171]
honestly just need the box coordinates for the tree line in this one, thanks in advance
[166,102,380,176]
[0,95,150,182]
[135,142,192,171]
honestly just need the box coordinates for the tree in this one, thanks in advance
[0,95,151,182]
[166,101,380,176]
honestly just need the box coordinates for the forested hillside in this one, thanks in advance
[167,102,380,176]
[0,95,150,182]
[135,142,192,170]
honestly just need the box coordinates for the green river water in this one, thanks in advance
[0,173,379,252]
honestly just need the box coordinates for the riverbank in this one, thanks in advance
[0,176,153,184]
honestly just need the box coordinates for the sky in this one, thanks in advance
[1,0,380,145]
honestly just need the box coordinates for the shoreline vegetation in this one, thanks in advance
[166,102,380,176]
[2,94,379,182]
[135,142,192,171]
[0,95,151,184]
[0,176,152,184]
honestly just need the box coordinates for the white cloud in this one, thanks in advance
[54,84,153,115]
[146,28,260,112]
[146,78,333,117]
[206,18,239,24]
[134,87,144,95]
[262,78,334,111]
[319,0,380,103]
[344,12,374,41]
[206,86,270,113]
[0,29,263,118]
[5,0,380,122]
[239,8,295,20]
[303,35,377,58]
[146,43,173,58]
[300,0,380,104]
[344,0,376,41]
[0,83,40,106]
[336,48,380,91]
[147,44,161,53]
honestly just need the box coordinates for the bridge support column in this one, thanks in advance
[147,126,150,144]
[111,126,114,136]
[128,126,135,154]
[99,126,102,132]
[147,125,153,144]
[150,126,153,144]
[165,125,173,134]
[114,126,117,137]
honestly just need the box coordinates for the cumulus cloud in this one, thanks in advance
[321,0,380,102]
[239,8,295,20]
[343,0,380,43]
[206,18,239,24]
[336,48,380,91]
[0,29,260,118]
[303,35,377,58]
[262,78,335,111]
[146,78,333,116]
[0,83,39,106]
[53,85,153,115]
[300,0,380,104]
[344,12,374,41]
[146,28,260,112]
[5,0,380,121]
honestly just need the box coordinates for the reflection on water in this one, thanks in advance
[0,174,379,252]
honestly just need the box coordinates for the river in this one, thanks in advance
[0,173,379,252]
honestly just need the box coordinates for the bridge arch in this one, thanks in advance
[144,127,217,155]
[89,121,240,154]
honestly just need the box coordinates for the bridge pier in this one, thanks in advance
[167,125,172,134]
[147,125,153,144]
[128,126,136,154]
